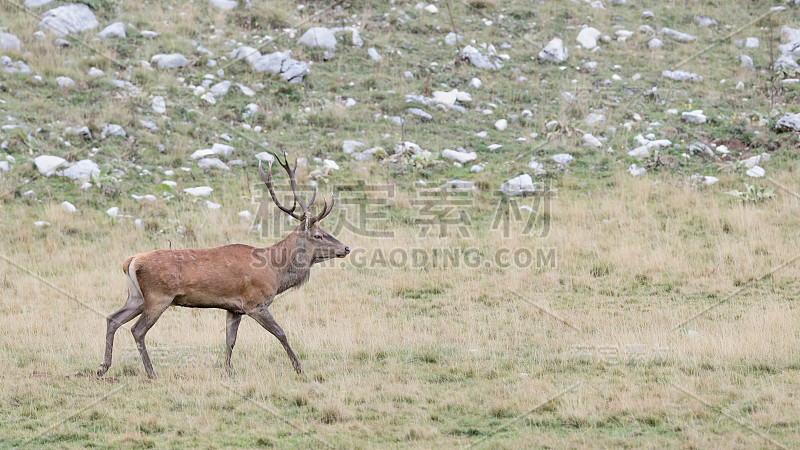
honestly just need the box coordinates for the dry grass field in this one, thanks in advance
[2,0,800,447]
[3,170,800,448]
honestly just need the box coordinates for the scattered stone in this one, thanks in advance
[538,38,568,63]
[25,0,53,7]
[775,112,800,132]
[745,37,759,48]
[323,159,340,171]
[690,174,719,185]
[469,78,482,89]
[255,152,274,163]
[139,119,158,131]
[577,27,602,49]
[442,149,477,163]
[184,186,213,198]
[681,110,707,124]
[584,112,606,126]
[367,47,382,61]
[499,174,536,196]
[210,0,237,10]
[98,22,125,39]
[152,96,166,114]
[662,69,702,82]
[615,30,634,42]
[191,143,234,159]
[151,53,189,69]
[298,27,337,50]
[62,159,99,180]
[551,153,574,167]
[583,133,602,148]
[438,180,476,191]
[61,201,77,213]
[235,83,255,96]
[343,140,366,154]
[461,45,503,70]
[424,4,438,13]
[1,56,31,74]
[198,157,230,170]
[56,76,75,88]
[238,210,253,220]
[106,206,120,217]
[34,155,67,176]
[695,16,718,27]
[0,161,8,172]
[648,38,663,50]
[0,32,21,52]
[660,27,696,42]
[34,221,51,228]
[628,164,646,176]
[432,89,471,106]
[445,32,463,46]
[742,153,770,168]
[740,55,754,71]
[39,4,99,36]
[408,108,432,120]
[87,67,104,77]
[248,51,308,83]
[132,194,157,202]
[140,30,159,38]
[101,123,126,138]
[210,80,231,96]
[746,166,765,177]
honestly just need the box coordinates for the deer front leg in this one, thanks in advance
[247,306,304,375]
[224,311,243,377]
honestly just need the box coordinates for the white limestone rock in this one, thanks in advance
[184,186,213,198]
[659,27,696,42]
[0,32,21,52]
[98,22,125,39]
[61,159,99,180]
[151,53,189,69]
[39,4,99,37]
[34,155,67,176]
[298,27,337,50]
[499,174,536,196]
[61,201,77,213]
[577,27,602,49]
[441,149,477,163]
[538,38,568,63]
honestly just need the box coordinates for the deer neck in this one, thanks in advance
[268,232,313,294]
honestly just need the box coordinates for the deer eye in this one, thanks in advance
[314,235,322,240]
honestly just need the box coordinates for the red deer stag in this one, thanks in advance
[98,152,349,379]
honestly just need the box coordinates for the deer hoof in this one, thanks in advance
[97,365,108,377]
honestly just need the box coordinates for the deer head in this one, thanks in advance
[259,152,350,264]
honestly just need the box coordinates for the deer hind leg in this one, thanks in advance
[131,296,172,379]
[224,311,243,377]
[98,268,145,376]
[247,305,304,375]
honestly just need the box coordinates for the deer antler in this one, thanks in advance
[259,151,327,223]
[311,192,336,224]
[259,156,304,221]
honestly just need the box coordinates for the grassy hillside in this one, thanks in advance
[2,0,800,447]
